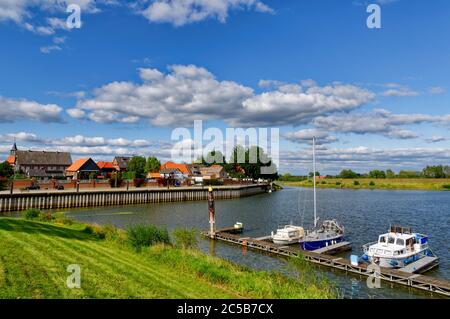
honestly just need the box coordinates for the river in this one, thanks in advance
[60,187,449,299]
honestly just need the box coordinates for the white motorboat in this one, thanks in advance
[362,225,436,268]
[271,225,305,245]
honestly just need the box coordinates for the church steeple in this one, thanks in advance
[10,138,17,156]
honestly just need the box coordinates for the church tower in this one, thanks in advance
[10,138,17,156]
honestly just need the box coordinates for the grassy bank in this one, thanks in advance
[0,217,336,299]
[279,178,450,191]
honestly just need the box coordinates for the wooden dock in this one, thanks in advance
[203,229,450,297]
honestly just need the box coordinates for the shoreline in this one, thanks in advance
[278,179,450,192]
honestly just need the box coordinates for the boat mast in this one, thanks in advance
[313,136,317,228]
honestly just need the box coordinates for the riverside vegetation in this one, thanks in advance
[0,210,336,299]
[278,166,450,191]
[279,178,450,191]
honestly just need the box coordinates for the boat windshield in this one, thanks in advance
[396,238,405,246]
[379,236,387,243]
[388,237,395,244]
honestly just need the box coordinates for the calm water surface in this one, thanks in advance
[60,187,449,299]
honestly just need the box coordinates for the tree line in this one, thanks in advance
[278,165,450,181]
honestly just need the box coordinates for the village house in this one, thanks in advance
[97,161,117,178]
[7,143,72,181]
[200,164,228,180]
[112,156,131,172]
[66,158,100,180]
[160,161,190,175]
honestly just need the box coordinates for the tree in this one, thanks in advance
[201,150,226,166]
[309,171,320,178]
[398,170,419,178]
[422,165,447,178]
[369,170,386,179]
[127,156,146,178]
[0,161,13,178]
[227,145,278,180]
[338,169,358,179]
[145,156,161,173]
[386,169,395,179]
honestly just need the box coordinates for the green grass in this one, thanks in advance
[279,178,450,191]
[0,218,336,299]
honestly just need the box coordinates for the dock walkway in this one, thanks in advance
[204,229,450,297]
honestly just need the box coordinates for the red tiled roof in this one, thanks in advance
[66,158,90,172]
[6,155,15,165]
[148,172,161,178]
[161,161,189,174]
[97,161,115,169]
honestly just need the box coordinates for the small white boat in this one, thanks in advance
[362,225,436,268]
[271,225,305,245]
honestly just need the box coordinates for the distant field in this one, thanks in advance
[278,178,450,191]
[0,218,336,299]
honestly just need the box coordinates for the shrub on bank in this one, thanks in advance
[172,227,198,249]
[38,211,54,222]
[127,224,171,251]
[353,181,360,186]
[53,212,74,225]
[22,209,41,219]
[443,184,450,190]
[369,181,376,186]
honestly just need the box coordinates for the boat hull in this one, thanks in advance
[300,235,344,251]
[367,249,432,268]
[272,238,301,245]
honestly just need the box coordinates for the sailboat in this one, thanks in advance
[299,137,345,251]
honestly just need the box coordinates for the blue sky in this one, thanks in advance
[0,0,449,174]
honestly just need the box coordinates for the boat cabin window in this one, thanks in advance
[396,238,405,246]
[388,237,395,244]
[379,236,387,243]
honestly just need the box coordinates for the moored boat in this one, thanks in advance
[300,219,345,251]
[299,137,345,251]
[361,225,436,268]
[271,225,305,245]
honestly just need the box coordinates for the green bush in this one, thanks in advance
[321,181,327,185]
[369,181,376,186]
[53,212,74,225]
[38,211,54,222]
[335,182,341,186]
[22,209,41,220]
[353,181,360,186]
[443,184,450,190]
[172,228,198,249]
[127,224,171,251]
